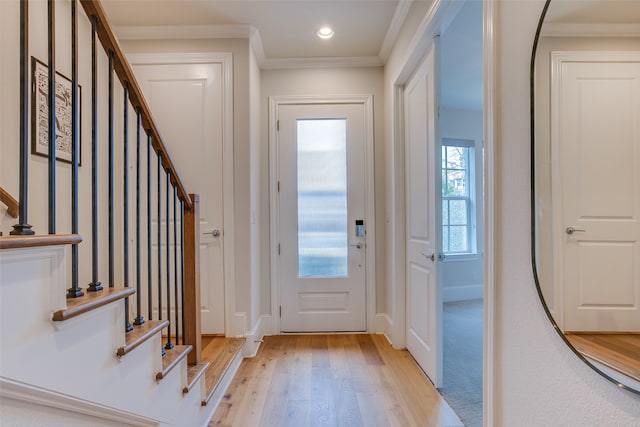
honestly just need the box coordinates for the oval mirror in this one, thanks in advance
[532,0,640,394]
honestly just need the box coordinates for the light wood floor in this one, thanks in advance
[565,333,640,382]
[209,334,462,427]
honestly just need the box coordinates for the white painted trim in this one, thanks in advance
[124,53,236,339]
[114,24,255,41]
[249,28,266,68]
[113,24,385,70]
[483,1,497,426]
[390,84,407,350]
[268,95,377,335]
[0,377,160,427]
[261,56,383,70]
[242,314,269,358]
[379,0,414,62]
[541,23,640,38]
[375,313,393,337]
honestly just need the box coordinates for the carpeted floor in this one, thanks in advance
[440,299,483,427]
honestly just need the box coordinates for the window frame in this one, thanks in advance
[441,138,477,255]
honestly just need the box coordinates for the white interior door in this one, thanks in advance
[277,102,367,332]
[130,57,226,334]
[553,52,640,332]
[404,45,443,386]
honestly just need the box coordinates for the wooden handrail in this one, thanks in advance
[79,0,192,211]
[0,187,19,219]
[0,234,82,250]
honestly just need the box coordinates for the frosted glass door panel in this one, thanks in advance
[297,119,348,277]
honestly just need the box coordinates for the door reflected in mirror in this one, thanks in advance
[532,0,640,393]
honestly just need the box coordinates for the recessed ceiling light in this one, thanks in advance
[317,27,334,39]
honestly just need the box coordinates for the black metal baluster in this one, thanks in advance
[108,50,115,288]
[134,109,144,326]
[86,15,102,293]
[147,132,153,320]
[47,0,56,234]
[180,199,185,344]
[173,186,179,343]
[165,171,173,350]
[158,155,164,356]
[11,0,34,236]
[67,0,83,297]
[122,81,132,331]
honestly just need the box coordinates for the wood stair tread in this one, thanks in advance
[117,320,169,357]
[156,345,192,381]
[183,362,210,394]
[52,287,136,321]
[201,337,245,406]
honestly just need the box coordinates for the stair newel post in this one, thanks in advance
[184,194,202,365]
[180,199,186,345]
[108,50,115,288]
[173,186,179,342]
[47,0,57,235]
[164,170,174,351]
[147,132,153,320]
[86,14,102,293]
[11,0,35,236]
[67,0,83,298]
[122,80,132,331]
[134,108,144,326]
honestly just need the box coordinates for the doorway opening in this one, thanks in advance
[438,1,484,426]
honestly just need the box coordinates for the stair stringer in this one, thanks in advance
[0,245,217,426]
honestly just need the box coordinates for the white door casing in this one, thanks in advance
[129,53,234,335]
[404,44,443,386]
[269,95,376,334]
[551,51,640,332]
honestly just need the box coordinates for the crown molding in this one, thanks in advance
[261,56,383,70]
[379,0,413,62]
[541,23,640,38]
[113,24,387,70]
[113,24,255,40]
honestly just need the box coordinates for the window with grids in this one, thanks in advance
[442,139,475,254]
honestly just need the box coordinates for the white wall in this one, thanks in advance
[493,1,640,424]
[260,66,387,316]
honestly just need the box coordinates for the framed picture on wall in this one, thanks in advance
[31,57,81,164]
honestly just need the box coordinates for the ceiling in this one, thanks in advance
[102,0,484,111]
[102,0,408,65]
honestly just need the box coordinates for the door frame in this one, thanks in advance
[126,53,236,337]
[388,0,496,424]
[268,95,376,334]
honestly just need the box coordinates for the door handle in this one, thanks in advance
[350,242,363,249]
[203,229,221,237]
[565,226,585,235]
[421,252,436,262]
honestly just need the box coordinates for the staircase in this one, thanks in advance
[0,242,245,426]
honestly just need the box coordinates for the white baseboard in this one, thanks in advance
[443,284,484,302]
[0,377,160,427]
[242,315,269,357]
[373,313,392,336]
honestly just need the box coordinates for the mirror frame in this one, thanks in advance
[530,0,640,396]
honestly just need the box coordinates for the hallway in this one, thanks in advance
[209,334,462,427]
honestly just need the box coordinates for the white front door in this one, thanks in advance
[404,45,443,386]
[277,102,368,332]
[130,55,228,334]
[553,52,640,332]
